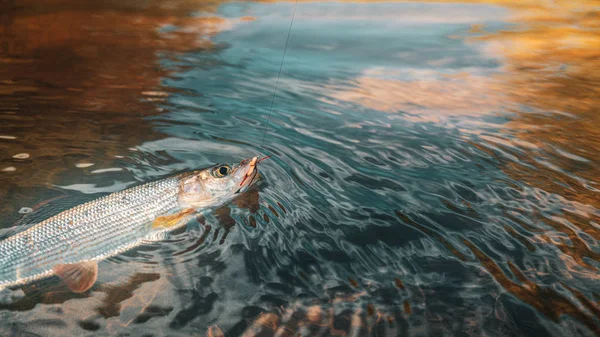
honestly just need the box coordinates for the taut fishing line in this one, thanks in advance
[260,0,299,146]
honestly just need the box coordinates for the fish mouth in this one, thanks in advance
[235,155,269,194]
[235,156,261,194]
[246,170,260,187]
[235,170,259,194]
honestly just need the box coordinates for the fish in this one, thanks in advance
[0,156,264,293]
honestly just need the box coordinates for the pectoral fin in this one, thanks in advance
[151,209,195,229]
[53,261,98,293]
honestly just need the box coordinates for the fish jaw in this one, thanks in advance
[236,157,260,193]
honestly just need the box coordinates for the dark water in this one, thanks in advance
[1,1,599,336]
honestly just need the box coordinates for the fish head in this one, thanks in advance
[177,156,263,208]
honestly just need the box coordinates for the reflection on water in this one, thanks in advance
[1,0,600,336]
[0,0,228,220]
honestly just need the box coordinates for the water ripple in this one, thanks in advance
[1,1,600,337]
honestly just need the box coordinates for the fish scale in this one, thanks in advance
[0,176,181,290]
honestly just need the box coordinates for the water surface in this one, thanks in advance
[1,1,599,336]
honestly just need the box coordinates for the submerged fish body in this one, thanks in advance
[0,177,180,291]
[0,157,262,292]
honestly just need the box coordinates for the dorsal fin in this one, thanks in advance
[53,261,98,293]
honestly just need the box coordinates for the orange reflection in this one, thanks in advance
[464,239,600,336]
[457,0,599,327]
[330,73,507,121]
[0,0,240,213]
[329,0,600,320]
[470,0,600,271]
[209,298,403,337]
[212,188,262,243]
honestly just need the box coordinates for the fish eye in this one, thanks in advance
[212,164,232,178]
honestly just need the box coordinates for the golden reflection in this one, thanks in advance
[1,0,599,334]
[329,0,600,307]
[503,225,536,252]
[241,312,280,337]
[538,216,600,270]
[464,239,600,336]
[212,298,402,337]
[199,272,406,337]
[0,0,237,215]
[329,73,507,120]
[403,301,411,315]
[206,325,226,337]
[466,0,600,272]
[212,188,262,243]
[394,277,405,290]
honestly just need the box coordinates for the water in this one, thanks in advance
[1,1,599,336]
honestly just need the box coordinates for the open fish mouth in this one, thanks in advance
[249,171,261,186]
[236,170,260,194]
[235,156,268,194]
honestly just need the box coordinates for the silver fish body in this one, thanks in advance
[0,176,182,290]
[0,157,261,292]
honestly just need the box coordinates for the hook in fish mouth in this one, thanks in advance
[235,156,269,193]
[235,172,260,194]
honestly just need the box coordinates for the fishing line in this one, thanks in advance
[260,0,299,146]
